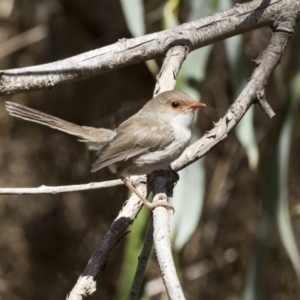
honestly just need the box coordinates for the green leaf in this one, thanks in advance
[120,0,145,37]
[162,0,179,29]
[277,74,300,280]
[235,106,259,170]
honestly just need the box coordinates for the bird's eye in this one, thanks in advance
[171,101,179,108]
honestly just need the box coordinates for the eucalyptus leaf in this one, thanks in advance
[120,0,145,37]
[277,74,300,280]
[235,107,259,170]
[162,0,179,29]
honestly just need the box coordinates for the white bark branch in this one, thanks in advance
[147,168,186,298]
[256,89,276,118]
[172,30,295,171]
[0,0,297,95]
[152,192,185,300]
[153,45,189,96]
[66,277,96,300]
[0,180,122,195]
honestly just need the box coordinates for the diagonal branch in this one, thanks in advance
[1,0,298,95]
[172,29,294,171]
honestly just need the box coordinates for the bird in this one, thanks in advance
[5,90,205,210]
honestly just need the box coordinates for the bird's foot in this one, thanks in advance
[146,199,175,213]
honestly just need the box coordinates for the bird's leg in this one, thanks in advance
[118,175,174,211]
[119,175,153,209]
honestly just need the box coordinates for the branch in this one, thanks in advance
[153,45,188,96]
[0,180,122,195]
[1,0,298,95]
[256,87,276,118]
[151,178,185,300]
[172,29,295,171]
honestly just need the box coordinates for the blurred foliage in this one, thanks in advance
[0,0,299,300]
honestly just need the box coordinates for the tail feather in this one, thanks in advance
[5,101,116,151]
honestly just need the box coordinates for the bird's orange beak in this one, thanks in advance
[187,102,206,109]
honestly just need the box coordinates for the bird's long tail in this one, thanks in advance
[5,101,116,151]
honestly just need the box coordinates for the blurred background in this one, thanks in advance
[0,0,299,299]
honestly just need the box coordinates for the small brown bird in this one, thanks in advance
[6,90,205,210]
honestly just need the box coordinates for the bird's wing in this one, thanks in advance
[91,113,174,172]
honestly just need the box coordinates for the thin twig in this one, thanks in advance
[256,89,276,118]
[0,180,122,195]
